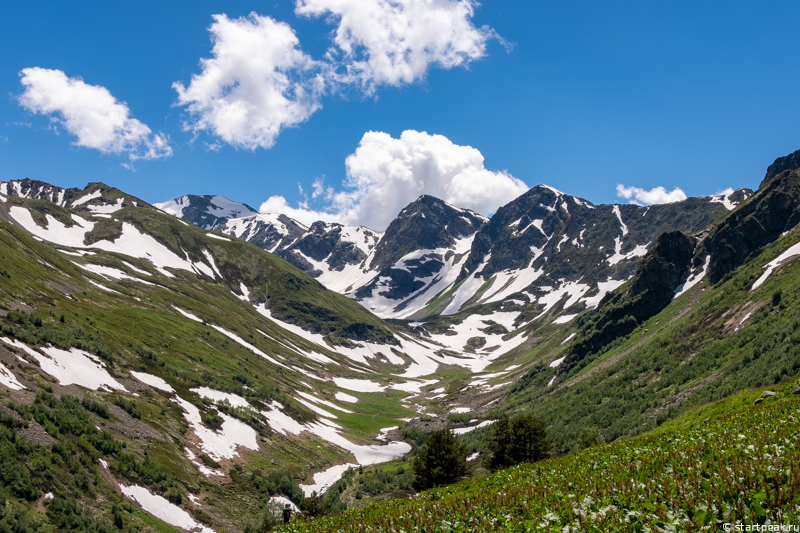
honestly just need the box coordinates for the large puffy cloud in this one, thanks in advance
[295,0,497,93]
[261,130,528,230]
[173,13,325,150]
[616,184,687,205]
[18,68,171,161]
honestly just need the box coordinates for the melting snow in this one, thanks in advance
[335,391,358,403]
[260,403,410,465]
[72,190,102,207]
[86,198,124,213]
[192,387,250,408]
[674,255,710,299]
[120,484,214,533]
[0,362,25,390]
[553,314,578,324]
[32,345,126,391]
[174,396,258,461]
[9,207,204,278]
[76,263,154,285]
[582,279,625,308]
[561,332,577,345]
[751,241,800,290]
[131,371,174,393]
[450,407,471,414]
[607,237,648,266]
[270,495,301,512]
[709,191,737,211]
[613,205,628,236]
[376,426,398,441]
[332,378,386,393]
[452,420,495,435]
[206,233,231,241]
[549,356,566,368]
[299,463,358,497]
[297,391,354,414]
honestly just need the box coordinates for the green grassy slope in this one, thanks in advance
[279,383,800,532]
[0,196,420,531]
[487,224,800,450]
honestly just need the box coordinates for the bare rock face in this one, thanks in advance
[628,230,697,311]
[368,195,486,273]
[565,231,696,367]
[761,148,800,186]
[702,167,800,284]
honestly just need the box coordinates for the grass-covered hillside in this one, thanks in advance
[279,383,800,532]
[0,186,436,531]
[490,222,800,450]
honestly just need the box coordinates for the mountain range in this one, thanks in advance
[0,147,798,531]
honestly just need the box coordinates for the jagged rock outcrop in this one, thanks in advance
[368,195,486,272]
[702,167,800,284]
[565,231,696,367]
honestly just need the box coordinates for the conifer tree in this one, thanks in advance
[412,429,467,491]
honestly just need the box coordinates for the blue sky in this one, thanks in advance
[2,1,799,230]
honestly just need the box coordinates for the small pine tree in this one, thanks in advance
[487,414,549,471]
[487,415,513,471]
[412,429,467,491]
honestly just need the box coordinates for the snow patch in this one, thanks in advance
[34,345,126,391]
[335,391,358,403]
[120,484,214,533]
[299,463,358,497]
[192,387,250,408]
[613,205,628,236]
[131,371,174,393]
[607,237,648,266]
[0,362,25,390]
[553,314,578,324]
[452,420,495,435]
[752,241,800,290]
[86,198,124,214]
[674,255,710,299]
[174,396,258,461]
[71,190,102,207]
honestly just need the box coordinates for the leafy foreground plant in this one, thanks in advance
[278,386,800,532]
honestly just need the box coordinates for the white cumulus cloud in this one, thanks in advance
[173,13,325,150]
[616,184,687,206]
[295,0,498,93]
[261,130,528,230]
[259,195,342,227]
[18,67,172,161]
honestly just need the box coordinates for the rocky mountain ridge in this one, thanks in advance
[157,182,751,330]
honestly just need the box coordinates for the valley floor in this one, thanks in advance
[276,383,800,532]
